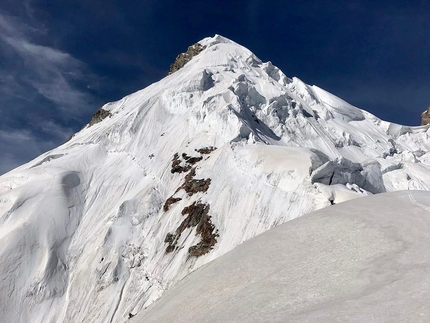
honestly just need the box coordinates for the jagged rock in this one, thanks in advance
[164,201,217,257]
[196,146,217,154]
[188,210,218,257]
[181,202,217,257]
[168,43,206,75]
[421,107,430,125]
[163,197,182,212]
[171,153,204,173]
[164,233,176,244]
[171,153,191,174]
[89,108,112,127]
[177,168,211,196]
[67,107,112,139]
[181,153,203,165]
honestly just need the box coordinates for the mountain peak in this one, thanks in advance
[198,34,236,46]
[1,36,430,322]
[168,42,207,75]
[166,34,243,74]
[168,35,245,76]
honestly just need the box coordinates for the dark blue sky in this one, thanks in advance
[1,0,429,174]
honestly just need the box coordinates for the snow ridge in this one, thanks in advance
[134,191,430,323]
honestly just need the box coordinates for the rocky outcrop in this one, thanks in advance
[168,43,206,75]
[165,201,217,257]
[177,168,211,196]
[421,107,430,125]
[66,108,112,140]
[164,149,216,256]
[89,108,112,127]
[163,197,182,212]
[196,146,217,154]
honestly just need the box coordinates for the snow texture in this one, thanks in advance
[134,191,430,323]
[1,34,430,322]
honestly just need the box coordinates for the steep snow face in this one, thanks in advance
[134,191,430,323]
[1,34,430,322]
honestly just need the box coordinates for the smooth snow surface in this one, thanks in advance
[135,191,430,323]
[1,34,430,322]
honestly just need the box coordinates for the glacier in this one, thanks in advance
[1,34,430,322]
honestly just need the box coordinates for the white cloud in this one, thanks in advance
[5,36,73,64]
[0,12,95,115]
[38,120,74,140]
[0,10,98,174]
[0,129,33,142]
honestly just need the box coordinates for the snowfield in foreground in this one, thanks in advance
[1,34,430,322]
[135,190,430,323]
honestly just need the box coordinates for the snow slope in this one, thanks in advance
[134,190,430,323]
[1,34,430,322]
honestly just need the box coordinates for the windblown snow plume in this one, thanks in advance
[1,35,430,322]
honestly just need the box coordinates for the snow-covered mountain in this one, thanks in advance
[1,34,430,322]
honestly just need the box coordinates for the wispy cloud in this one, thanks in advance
[0,9,99,174]
[0,13,94,115]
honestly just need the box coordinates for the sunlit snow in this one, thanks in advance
[1,35,430,322]
[135,191,430,323]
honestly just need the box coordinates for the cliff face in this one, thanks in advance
[421,107,430,125]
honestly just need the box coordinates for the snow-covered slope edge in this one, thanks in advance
[134,190,430,323]
[1,35,430,322]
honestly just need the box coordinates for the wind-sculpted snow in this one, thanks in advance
[134,191,430,323]
[1,34,430,322]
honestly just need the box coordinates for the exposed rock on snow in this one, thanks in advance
[165,201,217,257]
[89,107,112,126]
[1,34,430,323]
[196,146,217,154]
[421,106,430,125]
[177,167,211,196]
[163,196,181,211]
[169,43,207,74]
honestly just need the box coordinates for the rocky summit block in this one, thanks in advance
[168,43,206,74]
[89,108,112,127]
[421,107,430,125]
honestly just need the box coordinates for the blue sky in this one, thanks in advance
[1,0,429,174]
